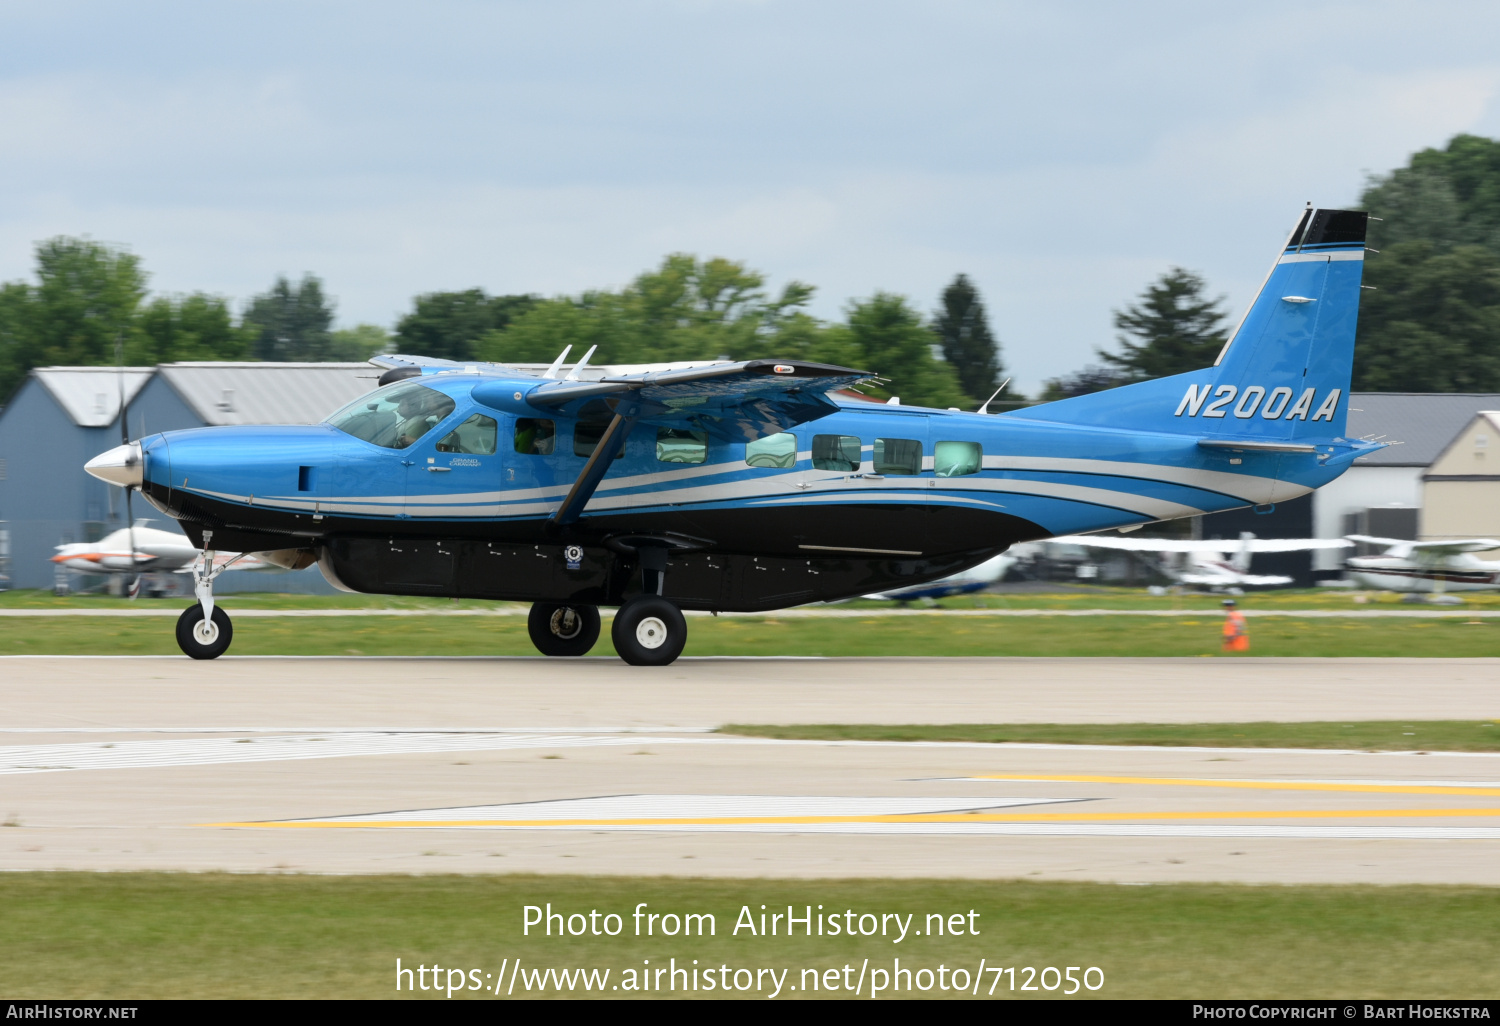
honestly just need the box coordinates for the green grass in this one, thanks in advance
[0,874,1495,999]
[719,721,1500,751]
[0,610,1497,656]
[9,585,1500,612]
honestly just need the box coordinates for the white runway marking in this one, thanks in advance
[298,794,1080,825]
[7,731,1500,774]
[230,794,1500,841]
[0,732,735,775]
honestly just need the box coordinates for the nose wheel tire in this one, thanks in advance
[175,603,233,660]
[610,596,687,666]
[527,602,601,657]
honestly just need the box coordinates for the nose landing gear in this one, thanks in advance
[175,537,244,659]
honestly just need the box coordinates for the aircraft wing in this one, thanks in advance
[1176,570,1296,585]
[1408,539,1500,554]
[1347,535,1500,554]
[370,354,474,370]
[475,359,873,442]
[1051,534,1351,553]
[1237,538,1354,552]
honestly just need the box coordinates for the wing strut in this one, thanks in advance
[550,406,638,526]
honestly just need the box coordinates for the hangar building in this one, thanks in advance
[0,363,376,592]
[1419,410,1500,553]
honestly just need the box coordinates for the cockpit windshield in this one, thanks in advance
[325,381,457,449]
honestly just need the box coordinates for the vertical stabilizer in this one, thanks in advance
[1009,207,1369,449]
[1202,207,1367,443]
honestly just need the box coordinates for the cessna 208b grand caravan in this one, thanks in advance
[84,206,1381,665]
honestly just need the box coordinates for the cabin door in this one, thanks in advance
[401,411,505,520]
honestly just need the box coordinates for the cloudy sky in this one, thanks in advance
[3,0,1500,392]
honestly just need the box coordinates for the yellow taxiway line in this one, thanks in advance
[967,774,1500,796]
[206,808,1500,829]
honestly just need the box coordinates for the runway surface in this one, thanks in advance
[2,656,1498,882]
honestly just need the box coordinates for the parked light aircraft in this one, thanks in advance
[1049,531,1353,589]
[83,206,1381,664]
[51,521,274,577]
[1345,535,1500,593]
[863,552,1016,602]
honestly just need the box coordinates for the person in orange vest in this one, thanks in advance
[1221,598,1249,652]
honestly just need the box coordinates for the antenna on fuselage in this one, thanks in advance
[977,378,1011,415]
[563,345,598,381]
[541,345,573,380]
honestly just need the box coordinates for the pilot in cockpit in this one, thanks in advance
[394,392,442,449]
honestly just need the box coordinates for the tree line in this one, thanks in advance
[1044,133,1500,398]
[4,133,1499,407]
[0,243,1013,411]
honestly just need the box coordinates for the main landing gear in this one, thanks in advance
[527,602,601,657]
[175,537,244,660]
[525,538,692,665]
[610,596,688,666]
[524,598,688,665]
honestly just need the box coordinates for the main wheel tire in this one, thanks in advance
[610,596,687,666]
[527,602,601,657]
[175,603,233,660]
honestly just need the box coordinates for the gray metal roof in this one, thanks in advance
[1347,393,1500,466]
[32,367,155,427]
[156,362,381,425]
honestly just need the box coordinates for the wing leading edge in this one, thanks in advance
[472,359,873,442]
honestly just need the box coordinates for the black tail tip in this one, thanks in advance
[1287,208,1367,250]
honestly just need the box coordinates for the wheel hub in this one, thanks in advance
[192,618,219,645]
[635,616,668,649]
[549,607,582,640]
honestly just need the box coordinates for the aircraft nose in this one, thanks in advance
[85,442,143,487]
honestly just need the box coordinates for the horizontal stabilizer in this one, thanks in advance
[1198,438,1316,454]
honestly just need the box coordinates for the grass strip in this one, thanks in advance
[0,873,1496,999]
[718,721,1500,752]
[0,613,1498,656]
[8,586,1500,611]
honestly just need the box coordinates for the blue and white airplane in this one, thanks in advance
[84,206,1381,665]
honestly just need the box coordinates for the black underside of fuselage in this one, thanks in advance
[146,481,1045,611]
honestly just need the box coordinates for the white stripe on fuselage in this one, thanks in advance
[183,449,1279,523]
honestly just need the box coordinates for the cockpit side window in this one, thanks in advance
[326,382,456,450]
[436,414,498,455]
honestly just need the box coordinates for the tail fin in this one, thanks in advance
[1011,206,1369,448]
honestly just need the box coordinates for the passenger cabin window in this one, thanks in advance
[514,418,555,455]
[574,401,625,460]
[812,434,862,471]
[934,440,982,477]
[873,437,921,475]
[656,428,707,464]
[436,414,498,455]
[745,432,796,469]
[326,381,456,450]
